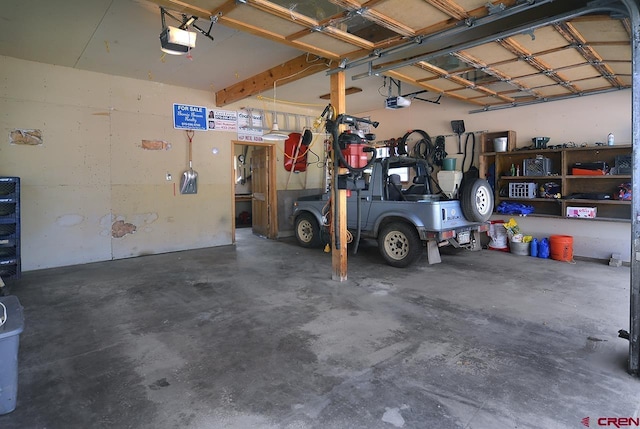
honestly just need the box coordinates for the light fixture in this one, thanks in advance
[262,82,289,141]
[160,26,197,55]
[159,7,197,55]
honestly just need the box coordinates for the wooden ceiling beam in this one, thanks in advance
[243,0,374,49]
[215,54,333,107]
[329,0,416,37]
[321,27,376,50]
[219,16,340,60]
[423,0,469,21]
[414,61,514,102]
[498,38,581,94]
[149,0,214,19]
[243,0,316,26]
[385,69,485,106]
[453,51,543,99]
[553,22,626,89]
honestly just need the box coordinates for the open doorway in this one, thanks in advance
[232,141,278,242]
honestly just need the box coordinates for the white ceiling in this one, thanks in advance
[0,0,402,113]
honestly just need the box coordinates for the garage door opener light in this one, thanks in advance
[159,7,217,56]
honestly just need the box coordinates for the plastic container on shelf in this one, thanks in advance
[494,138,508,152]
[509,183,537,199]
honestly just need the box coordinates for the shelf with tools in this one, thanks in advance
[480,143,631,221]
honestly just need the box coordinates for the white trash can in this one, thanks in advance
[0,295,24,415]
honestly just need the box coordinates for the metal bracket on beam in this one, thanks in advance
[523,28,536,41]
[486,2,507,15]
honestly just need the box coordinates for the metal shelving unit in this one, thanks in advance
[0,177,21,281]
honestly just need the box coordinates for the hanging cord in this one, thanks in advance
[433,135,447,167]
[412,134,433,160]
[0,302,6,328]
[461,132,476,173]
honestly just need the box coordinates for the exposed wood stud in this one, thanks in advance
[453,51,543,100]
[216,54,333,107]
[554,22,626,89]
[423,0,469,21]
[498,38,581,94]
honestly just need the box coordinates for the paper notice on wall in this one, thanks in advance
[207,109,237,132]
[237,108,265,142]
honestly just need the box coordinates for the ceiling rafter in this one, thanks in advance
[151,0,343,60]
[148,0,632,111]
[220,16,341,59]
[320,26,376,50]
[357,9,416,38]
[497,38,581,94]
[150,0,214,19]
[413,61,514,102]
[241,0,316,25]
[328,0,417,37]
[553,22,626,89]
[215,54,333,107]
[453,51,544,100]
[386,69,485,106]
[285,9,348,42]
[242,0,376,50]
[423,0,469,21]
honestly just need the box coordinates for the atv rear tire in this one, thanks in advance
[378,222,422,268]
[295,213,322,248]
[460,178,493,223]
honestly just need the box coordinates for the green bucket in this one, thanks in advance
[442,158,456,171]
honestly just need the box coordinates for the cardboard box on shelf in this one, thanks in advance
[566,206,597,218]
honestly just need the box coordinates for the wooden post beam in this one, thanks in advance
[216,54,333,107]
[330,72,347,282]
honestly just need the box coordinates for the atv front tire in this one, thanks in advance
[378,222,422,268]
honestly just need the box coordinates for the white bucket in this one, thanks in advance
[494,137,508,152]
[488,221,508,249]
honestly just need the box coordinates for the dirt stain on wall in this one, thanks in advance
[10,129,43,145]
[112,220,137,238]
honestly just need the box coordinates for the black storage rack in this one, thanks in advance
[0,177,20,281]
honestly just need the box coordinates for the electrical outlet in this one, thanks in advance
[166,173,172,181]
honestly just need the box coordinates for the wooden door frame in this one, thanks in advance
[231,140,277,242]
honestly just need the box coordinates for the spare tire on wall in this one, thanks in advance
[460,178,494,222]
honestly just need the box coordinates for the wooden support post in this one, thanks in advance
[330,72,347,282]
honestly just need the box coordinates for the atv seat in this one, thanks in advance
[387,174,403,201]
[405,175,430,194]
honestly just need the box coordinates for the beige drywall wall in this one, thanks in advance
[358,91,632,261]
[0,55,322,270]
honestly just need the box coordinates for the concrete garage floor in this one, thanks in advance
[0,230,637,429]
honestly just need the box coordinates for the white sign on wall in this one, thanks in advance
[207,109,237,131]
[237,108,265,142]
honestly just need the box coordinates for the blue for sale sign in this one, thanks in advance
[173,104,207,130]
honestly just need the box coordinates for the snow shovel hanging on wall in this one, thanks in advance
[180,129,198,194]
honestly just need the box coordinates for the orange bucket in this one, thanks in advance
[550,235,573,262]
